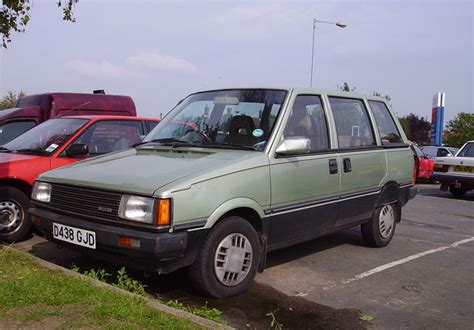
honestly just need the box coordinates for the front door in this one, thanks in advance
[269,94,340,248]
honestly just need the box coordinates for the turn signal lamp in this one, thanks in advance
[157,199,171,226]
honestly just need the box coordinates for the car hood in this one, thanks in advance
[435,156,474,166]
[0,152,42,166]
[38,146,265,195]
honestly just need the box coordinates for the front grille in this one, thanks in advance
[50,184,122,221]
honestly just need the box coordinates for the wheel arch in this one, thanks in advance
[375,181,402,222]
[204,198,266,233]
[0,178,33,197]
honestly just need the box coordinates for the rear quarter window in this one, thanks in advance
[368,101,402,145]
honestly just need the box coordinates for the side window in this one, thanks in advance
[422,146,434,157]
[147,121,159,132]
[368,101,402,145]
[74,121,144,155]
[0,121,36,145]
[437,148,449,157]
[283,95,329,152]
[329,97,376,148]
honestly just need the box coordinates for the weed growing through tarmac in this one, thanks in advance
[71,265,146,296]
[266,309,283,329]
[359,314,375,322]
[167,299,222,323]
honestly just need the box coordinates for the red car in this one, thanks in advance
[0,91,137,145]
[412,145,434,182]
[0,115,159,242]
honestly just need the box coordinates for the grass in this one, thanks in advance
[167,299,222,323]
[0,246,201,329]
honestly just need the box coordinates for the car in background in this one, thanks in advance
[411,145,434,182]
[422,145,459,160]
[433,141,474,197]
[0,91,137,145]
[0,115,159,243]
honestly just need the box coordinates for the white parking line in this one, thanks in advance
[343,237,474,284]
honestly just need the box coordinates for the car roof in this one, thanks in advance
[60,115,159,122]
[186,87,389,102]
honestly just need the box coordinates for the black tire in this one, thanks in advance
[361,203,398,248]
[450,186,467,198]
[188,216,260,298]
[0,187,32,243]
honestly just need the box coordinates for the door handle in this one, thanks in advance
[328,158,338,174]
[343,158,352,173]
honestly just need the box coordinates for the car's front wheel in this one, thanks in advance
[361,203,398,247]
[188,216,260,298]
[0,187,32,243]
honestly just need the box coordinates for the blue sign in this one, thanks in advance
[430,93,445,146]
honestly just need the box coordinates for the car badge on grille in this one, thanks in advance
[98,206,113,213]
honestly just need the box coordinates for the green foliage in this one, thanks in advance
[1,1,77,48]
[359,314,375,322]
[266,309,283,330]
[0,90,26,110]
[398,113,431,145]
[83,268,111,282]
[0,247,200,329]
[191,302,222,323]
[167,299,222,323]
[115,267,147,296]
[444,112,474,148]
[70,265,146,296]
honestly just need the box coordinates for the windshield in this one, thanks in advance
[457,142,474,157]
[2,118,88,156]
[144,89,287,151]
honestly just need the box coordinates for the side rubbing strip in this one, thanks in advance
[267,188,381,216]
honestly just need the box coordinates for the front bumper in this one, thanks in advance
[432,173,474,190]
[29,207,207,273]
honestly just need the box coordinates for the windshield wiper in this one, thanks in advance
[133,138,198,148]
[13,148,48,155]
[201,142,256,151]
[0,147,13,153]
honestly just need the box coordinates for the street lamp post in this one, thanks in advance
[310,19,347,88]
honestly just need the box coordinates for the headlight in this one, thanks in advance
[31,182,52,203]
[119,195,155,224]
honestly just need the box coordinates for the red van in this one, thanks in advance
[0,92,137,145]
[0,115,159,242]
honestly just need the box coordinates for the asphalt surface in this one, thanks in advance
[13,184,474,329]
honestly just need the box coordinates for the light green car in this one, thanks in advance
[30,88,416,297]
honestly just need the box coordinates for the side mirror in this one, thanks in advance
[65,143,89,157]
[276,137,311,155]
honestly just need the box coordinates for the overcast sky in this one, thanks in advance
[0,0,472,121]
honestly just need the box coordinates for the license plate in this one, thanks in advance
[454,166,473,173]
[52,223,96,249]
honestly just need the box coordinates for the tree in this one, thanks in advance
[398,113,431,145]
[444,112,474,148]
[338,82,356,92]
[1,1,77,48]
[0,90,26,110]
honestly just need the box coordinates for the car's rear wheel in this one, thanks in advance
[0,187,32,243]
[188,216,260,298]
[361,203,398,247]
[450,186,467,198]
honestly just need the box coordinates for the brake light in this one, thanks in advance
[157,199,171,226]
